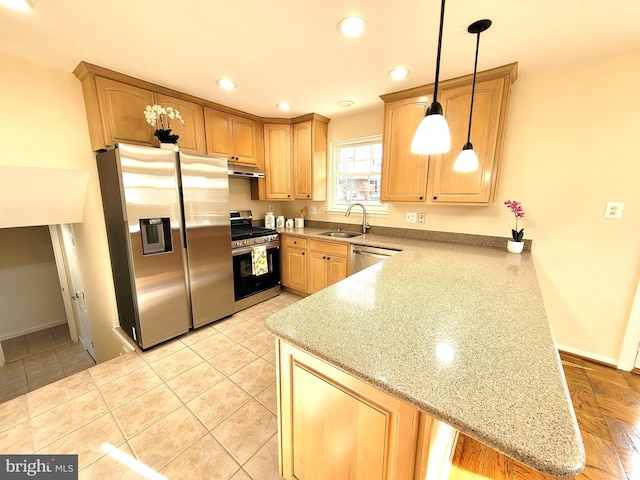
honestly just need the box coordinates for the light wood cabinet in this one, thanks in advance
[380,63,517,205]
[281,235,349,295]
[277,340,432,480]
[74,61,263,156]
[427,76,509,204]
[263,122,292,200]
[308,239,349,293]
[94,77,156,149]
[254,114,329,201]
[292,116,329,201]
[204,107,260,165]
[281,235,308,293]
[154,93,206,153]
[380,97,431,202]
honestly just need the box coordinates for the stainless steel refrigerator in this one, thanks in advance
[97,143,235,349]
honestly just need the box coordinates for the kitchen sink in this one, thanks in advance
[318,231,362,238]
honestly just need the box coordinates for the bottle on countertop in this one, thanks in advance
[265,211,275,229]
[276,216,285,228]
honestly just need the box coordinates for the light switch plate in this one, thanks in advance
[418,212,426,223]
[604,202,624,219]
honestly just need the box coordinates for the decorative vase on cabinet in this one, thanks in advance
[507,240,524,254]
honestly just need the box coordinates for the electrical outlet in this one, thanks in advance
[406,212,417,223]
[604,202,624,219]
[418,212,426,223]
[309,206,317,214]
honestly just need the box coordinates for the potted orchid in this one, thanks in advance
[144,104,185,144]
[504,199,525,253]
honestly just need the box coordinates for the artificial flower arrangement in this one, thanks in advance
[144,104,185,144]
[504,199,525,242]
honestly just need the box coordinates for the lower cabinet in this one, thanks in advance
[276,340,459,480]
[281,235,308,293]
[308,239,349,294]
[281,235,349,295]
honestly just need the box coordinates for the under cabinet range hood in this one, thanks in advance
[227,161,265,178]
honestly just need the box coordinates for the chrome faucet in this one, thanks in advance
[345,202,370,234]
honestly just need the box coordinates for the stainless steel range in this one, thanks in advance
[230,210,280,311]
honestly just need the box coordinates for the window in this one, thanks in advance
[329,135,387,213]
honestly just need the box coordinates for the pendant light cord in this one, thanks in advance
[466,30,481,143]
[432,0,446,103]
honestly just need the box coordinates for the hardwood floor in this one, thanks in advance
[450,352,640,480]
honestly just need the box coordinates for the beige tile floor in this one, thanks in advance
[0,291,301,480]
[1,324,97,402]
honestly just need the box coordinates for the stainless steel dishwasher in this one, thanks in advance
[350,244,400,273]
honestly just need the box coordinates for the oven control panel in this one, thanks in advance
[232,234,279,249]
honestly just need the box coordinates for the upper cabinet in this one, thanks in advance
[204,108,260,165]
[92,77,156,149]
[263,122,292,200]
[380,63,517,205]
[380,97,431,202]
[73,61,261,156]
[254,114,330,201]
[292,116,329,201]
[154,93,206,154]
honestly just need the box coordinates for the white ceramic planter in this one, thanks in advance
[507,240,524,254]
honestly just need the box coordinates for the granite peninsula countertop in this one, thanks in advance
[265,230,586,477]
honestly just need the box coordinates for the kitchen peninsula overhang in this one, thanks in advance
[266,237,585,478]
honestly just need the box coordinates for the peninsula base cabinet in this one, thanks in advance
[276,340,459,480]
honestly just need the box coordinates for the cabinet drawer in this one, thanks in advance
[284,236,307,249]
[309,239,349,257]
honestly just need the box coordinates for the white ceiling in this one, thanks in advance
[2,0,640,119]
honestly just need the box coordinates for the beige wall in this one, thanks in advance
[0,226,54,269]
[284,51,640,363]
[0,52,120,362]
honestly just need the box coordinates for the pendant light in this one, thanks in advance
[411,0,450,155]
[453,19,492,172]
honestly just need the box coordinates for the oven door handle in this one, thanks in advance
[232,242,280,257]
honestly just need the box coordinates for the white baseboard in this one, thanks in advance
[0,319,68,342]
[556,344,618,368]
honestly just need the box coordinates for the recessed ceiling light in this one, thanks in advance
[277,102,292,111]
[216,78,236,90]
[337,100,355,107]
[337,16,367,37]
[388,67,411,80]
[0,0,34,11]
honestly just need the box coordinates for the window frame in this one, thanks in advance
[327,134,388,215]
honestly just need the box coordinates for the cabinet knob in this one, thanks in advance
[433,196,437,200]
[293,241,297,244]
[307,195,310,198]
[327,257,331,261]
[322,256,326,260]
[419,196,424,200]
[302,252,305,255]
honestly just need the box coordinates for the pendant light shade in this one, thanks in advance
[453,19,492,172]
[411,0,450,155]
